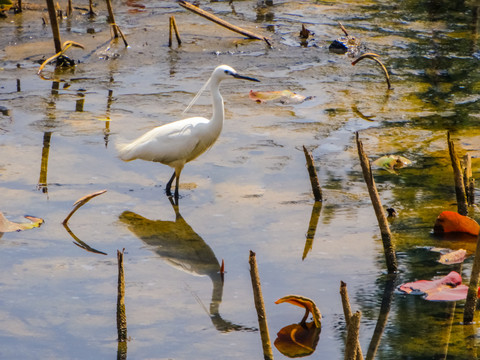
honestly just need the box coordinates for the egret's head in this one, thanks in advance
[213,65,260,82]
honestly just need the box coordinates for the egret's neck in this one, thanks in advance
[210,79,224,126]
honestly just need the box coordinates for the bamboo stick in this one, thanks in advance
[447,132,468,216]
[249,250,273,360]
[355,132,397,273]
[178,0,270,45]
[303,145,322,201]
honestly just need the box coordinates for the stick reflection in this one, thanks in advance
[119,199,254,332]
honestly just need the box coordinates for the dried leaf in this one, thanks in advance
[249,90,313,104]
[438,249,467,265]
[372,155,412,174]
[397,271,478,301]
[0,212,44,232]
[433,211,480,236]
[274,321,320,357]
[275,295,321,328]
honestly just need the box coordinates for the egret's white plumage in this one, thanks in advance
[117,64,259,200]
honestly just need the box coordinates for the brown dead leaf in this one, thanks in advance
[0,212,44,232]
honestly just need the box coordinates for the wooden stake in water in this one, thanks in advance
[356,132,397,273]
[463,154,475,206]
[303,145,322,201]
[447,132,468,216]
[464,234,480,324]
[345,311,362,360]
[45,0,62,53]
[117,249,128,359]
[340,282,364,360]
[249,250,273,360]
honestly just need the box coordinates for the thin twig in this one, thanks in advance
[171,15,182,46]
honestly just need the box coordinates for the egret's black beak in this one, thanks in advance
[233,73,260,82]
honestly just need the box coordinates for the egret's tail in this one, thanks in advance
[116,141,137,162]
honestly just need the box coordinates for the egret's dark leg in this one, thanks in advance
[174,173,180,202]
[166,171,176,197]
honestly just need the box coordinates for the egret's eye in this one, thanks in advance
[224,70,229,74]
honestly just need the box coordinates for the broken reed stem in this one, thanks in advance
[464,234,480,324]
[345,311,362,360]
[178,0,270,45]
[169,16,173,47]
[464,154,475,206]
[351,53,392,90]
[105,0,119,38]
[447,132,468,216]
[117,249,127,342]
[111,24,128,47]
[67,0,72,17]
[249,250,274,360]
[355,132,397,273]
[303,146,323,202]
[171,16,182,46]
[340,282,364,360]
[45,0,62,53]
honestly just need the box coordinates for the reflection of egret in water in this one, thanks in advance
[119,200,254,332]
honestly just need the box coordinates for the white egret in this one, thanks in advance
[117,64,259,200]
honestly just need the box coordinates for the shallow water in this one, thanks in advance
[1,0,480,359]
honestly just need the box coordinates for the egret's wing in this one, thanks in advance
[117,117,209,165]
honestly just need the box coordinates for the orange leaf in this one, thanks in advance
[433,211,480,236]
[275,295,321,328]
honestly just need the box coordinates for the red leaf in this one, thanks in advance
[398,271,477,301]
